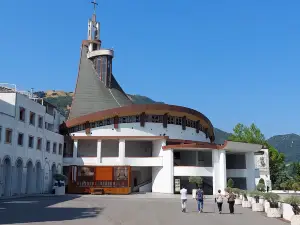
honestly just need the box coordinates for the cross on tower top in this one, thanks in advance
[91,0,98,15]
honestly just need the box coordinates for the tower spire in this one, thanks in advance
[87,0,100,43]
[91,0,98,20]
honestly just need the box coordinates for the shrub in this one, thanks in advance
[280,182,288,191]
[259,178,265,185]
[188,176,203,188]
[225,187,232,193]
[232,188,241,196]
[256,183,266,192]
[264,193,280,208]
[292,182,300,192]
[284,196,300,215]
[241,190,248,201]
[250,191,261,203]
[227,178,234,188]
[53,174,67,182]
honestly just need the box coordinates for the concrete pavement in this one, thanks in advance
[0,194,288,225]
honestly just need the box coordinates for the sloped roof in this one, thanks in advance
[69,44,133,119]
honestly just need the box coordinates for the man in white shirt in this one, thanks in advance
[180,186,188,212]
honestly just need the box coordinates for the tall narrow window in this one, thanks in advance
[29,112,36,126]
[46,141,51,152]
[37,138,42,150]
[5,128,12,144]
[18,133,24,146]
[53,142,57,154]
[19,107,26,122]
[0,126,2,142]
[38,116,43,128]
[59,143,63,155]
[28,136,34,148]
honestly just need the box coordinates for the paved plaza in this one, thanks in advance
[0,194,288,225]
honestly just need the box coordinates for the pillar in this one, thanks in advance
[97,140,102,163]
[118,139,125,164]
[152,139,174,194]
[246,152,256,191]
[219,150,227,193]
[212,150,227,194]
[73,140,78,158]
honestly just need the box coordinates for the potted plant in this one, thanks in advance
[189,176,203,199]
[250,191,264,212]
[264,192,281,218]
[256,183,266,204]
[227,178,234,188]
[53,174,67,195]
[232,188,242,205]
[241,190,251,208]
[284,196,300,225]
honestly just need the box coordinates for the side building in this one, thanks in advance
[0,84,64,197]
[62,9,266,195]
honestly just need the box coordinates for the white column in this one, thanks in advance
[246,152,256,191]
[118,139,125,164]
[212,150,219,194]
[152,139,174,194]
[73,140,78,158]
[97,140,102,163]
[219,150,227,193]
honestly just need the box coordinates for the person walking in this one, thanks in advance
[180,186,188,213]
[215,189,224,213]
[196,187,204,213]
[227,190,236,214]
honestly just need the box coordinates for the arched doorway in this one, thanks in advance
[26,161,33,194]
[36,161,42,193]
[15,158,23,195]
[57,164,62,174]
[3,156,12,196]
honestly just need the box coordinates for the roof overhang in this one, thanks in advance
[163,140,262,153]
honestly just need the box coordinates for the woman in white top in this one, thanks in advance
[215,189,224,213]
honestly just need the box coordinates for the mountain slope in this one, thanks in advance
[35,91,299,162]
[267,134,300,162]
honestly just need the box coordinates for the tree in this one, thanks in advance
[259,178,265,185]
[227,178,234,188]
[188,176,203,188]
[228,123,287,190]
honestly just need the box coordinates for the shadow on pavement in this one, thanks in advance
[0,195,103,224]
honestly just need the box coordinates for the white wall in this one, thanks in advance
[71,123,210,142]
[174,166,213,177]
[0,93,16,117]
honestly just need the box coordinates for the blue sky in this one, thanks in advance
[0,0,299,138]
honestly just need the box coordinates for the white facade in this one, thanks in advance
[0,90,64,197]
[255,148,271,189]
[65,122,263,194]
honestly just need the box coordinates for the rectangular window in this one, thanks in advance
[46,141,50,152]
[18,133,24,146]
[37,137,42,150]
[53,142,57,154]
[38,116,43,128]
[28,136,34,148]
[19,107,26,122]
[5,128,12,144]
[59,143,62,155]
[0,126,2,142]
[29,111,36,126]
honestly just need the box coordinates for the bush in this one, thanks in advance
[292,182,300,192]
[280,182,288,191]
[256,183,266,192]
[250,191,261,203]
[188,176,203,188]
[53,174,67,182]
[232,188,242,196]
[259,178,265,185]
[242,190,248,201]
[284,196,300,215]
[227,178,234,188]
[264,193,280,208]
[225,187,232,193]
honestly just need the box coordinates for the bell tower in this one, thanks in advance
[87,0,101,52]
